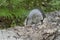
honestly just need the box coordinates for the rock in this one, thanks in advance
[1,10,60,40]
